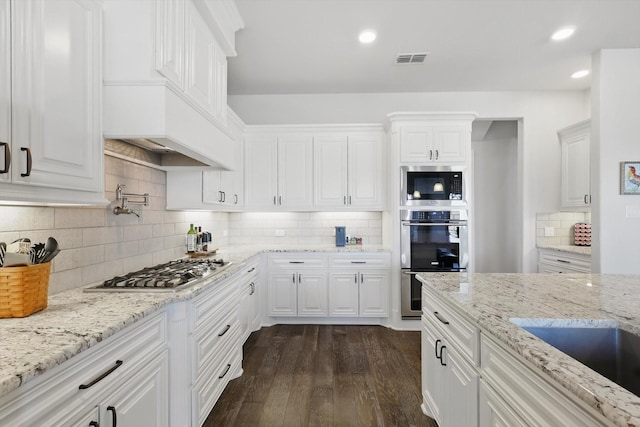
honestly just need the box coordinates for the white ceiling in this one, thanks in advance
[228,0,640,95]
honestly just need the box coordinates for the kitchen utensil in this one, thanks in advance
[41,248,60,263]
[30,242,45,264]
[0,242,5,267]
[7,238,30,254]
[3,253,31,267]
[39,237,59,264]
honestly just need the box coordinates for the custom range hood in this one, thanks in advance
[101,0,244,171]
[104,138,210,168]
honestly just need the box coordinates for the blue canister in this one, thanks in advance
[335,226,346,247]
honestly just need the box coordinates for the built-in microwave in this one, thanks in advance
[400,165,466,206]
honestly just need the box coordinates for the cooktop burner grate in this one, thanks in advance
[84,258,232,292]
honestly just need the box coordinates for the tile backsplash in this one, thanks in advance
[0,156,229,295]
[536,211,591,246]
[228,212,382,246]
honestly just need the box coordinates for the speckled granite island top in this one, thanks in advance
[0,245,388,399]
[418,272,640,427]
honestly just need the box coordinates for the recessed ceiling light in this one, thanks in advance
[551,26,576,41]
[358,30,376,44]
[571,69,590,79]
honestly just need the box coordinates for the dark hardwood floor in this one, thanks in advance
[204,324,438,427]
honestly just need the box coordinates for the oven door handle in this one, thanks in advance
[402,271,421,275]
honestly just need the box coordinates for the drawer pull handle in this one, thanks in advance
[0,142,10,174]
[289,261,304,264]
[439,345,447,366]
[218,324,231,337]
[107,406,117,427]
[248,267,256,273]
[21,147,31,177]
[433,311,450,325]
[556,259,571,264]
[219,363,232,379]
[79,360,123,389]
[350,261,366,264]
[89,422,99,427]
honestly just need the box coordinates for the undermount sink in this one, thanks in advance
[510,319,640,397]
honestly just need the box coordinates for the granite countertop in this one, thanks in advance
[417,272,640,427]
[0,245,389,399]
[538,244,592,256]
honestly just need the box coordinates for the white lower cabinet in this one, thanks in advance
[0,310,169,427]
[421,310,478,427]
[479,332,608,426]
[328,254,390,317]
[479,379,527,427]
[237,259,261,342]
[537,248,591,273]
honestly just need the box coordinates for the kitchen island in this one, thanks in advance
[418,272,640,426]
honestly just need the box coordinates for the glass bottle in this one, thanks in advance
[187,224,196,253]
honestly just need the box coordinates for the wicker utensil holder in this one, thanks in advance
[0,262,51,318]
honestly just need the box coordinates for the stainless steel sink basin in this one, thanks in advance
[511,319,640,396]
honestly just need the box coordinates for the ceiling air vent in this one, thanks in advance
[394,52,429,65]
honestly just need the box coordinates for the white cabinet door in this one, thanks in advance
[434,126,467,163]
[277,135,313,208]
[445,345,479,427]
[422,317,444,423]
[202,170,223,204]
[359,271,388,317]
[297,271,328,317]
[184,0,215,116]
[314,135,348,207]
[155,0,185,89]
[560,121,590,208]
[0,0,9,184]
[268,272,297,316]
[10,0,103,192]
[244,135,278,208]
[348,135,382,208]
[400,127,434,163]
[101,352,170,427]
[328,273,359,317]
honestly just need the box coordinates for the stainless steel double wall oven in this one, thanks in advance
[400,209,468,318]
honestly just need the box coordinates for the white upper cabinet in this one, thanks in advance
[103,0,243,169]
[0,0,106,205]
[244,133,313,210]
[559,120,590,209]
[313,128,385,210]
[389,112,476,165]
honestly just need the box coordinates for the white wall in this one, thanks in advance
[230,91,590,272]
[0,156,230,294]
[472,121,518,273]
[591,49,640,273]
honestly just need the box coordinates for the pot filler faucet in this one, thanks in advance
[113,184,149,217]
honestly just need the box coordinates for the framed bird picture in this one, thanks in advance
[621,161,640,194]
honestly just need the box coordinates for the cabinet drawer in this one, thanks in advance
[480,333,607,426]
[192,327,242,426]
[191,302,240,381]
[538,249,591,273]
[329,253,390,269]
[423,287,478,366]
[269,254,327,269]
[190,276,239,330]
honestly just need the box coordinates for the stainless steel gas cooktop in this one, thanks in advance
[84,258,232,292]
